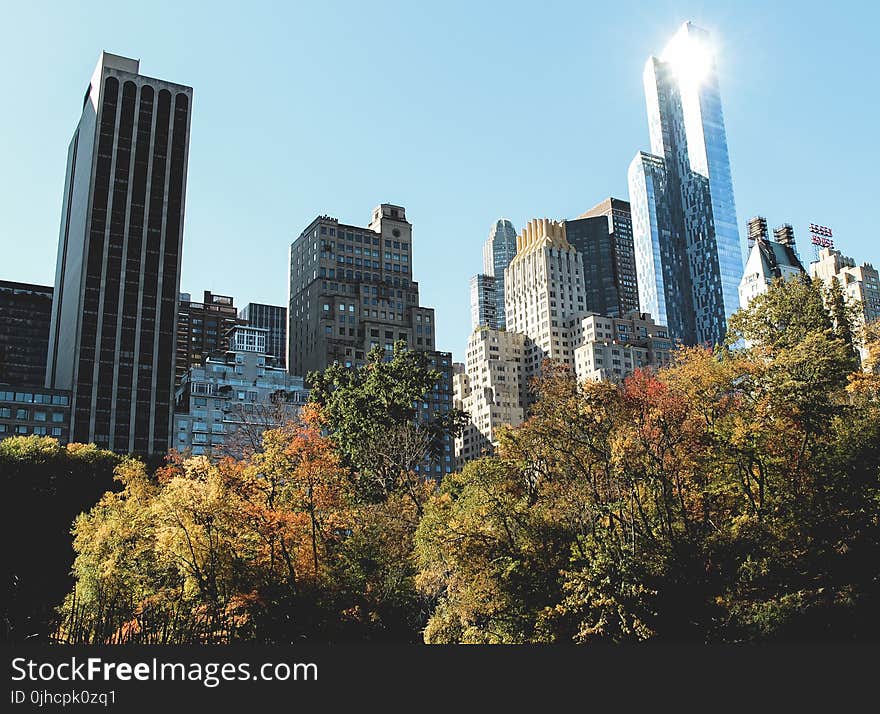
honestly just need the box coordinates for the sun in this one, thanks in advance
[661,26,714,88]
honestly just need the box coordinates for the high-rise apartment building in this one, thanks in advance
[288,204,437,375]
[810,248,880,327]
[174,325,308,458]
[469,274,498,330]
[739,218,804,309]
[0,281,54,386]
[482,219,518,329]
[570,312,672,382]
[176,291,240,385]
[504,218,586,380]
[628,22,743,346]
[239,302,287,370]
[453,328,526,467]
[46,52,192,455]
[288,203,454,475]
[565,198,639,318]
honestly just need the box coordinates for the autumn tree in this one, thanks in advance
[1,437,118,642]
[416,277,880,643]
[55,404,433,643]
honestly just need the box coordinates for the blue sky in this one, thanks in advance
[1,0,877,362]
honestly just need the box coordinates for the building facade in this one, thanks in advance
[415,350,456,477]
[0,281,54,387]
[570,311,672,382]
[46,52,192,455]
[739,218,804,309]
[174,326,308,457]
[504,218,586,382]
[287,203,454,476]
[239,302,287,370]
[453,328,526,467]
[628,22,743,347]
[469,273,498,330]
[810,248,880,327]
[176,291,240,385]
[288,204,439,375]
[575,198,640,317]
[0,388,71,444]
[482,218,518,329]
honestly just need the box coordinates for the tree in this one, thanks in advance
[55,405,432,643]
[824,276,861,369]
[308,341,466,505]
[1,437,118,642]
[416,278,880,643]
[727,274,833,354]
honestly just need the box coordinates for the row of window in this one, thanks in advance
[0,407,66,422]
[0,424,64,436]
[0,391,69,405]
[317,225,410,252]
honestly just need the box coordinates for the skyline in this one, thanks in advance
[1,1,878,363]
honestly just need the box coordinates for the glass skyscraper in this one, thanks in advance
[628,22,742,345]
[482,219,517,329]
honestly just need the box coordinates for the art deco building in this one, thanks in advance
[454,220,672,467]
[628,22,743,346]
[504,218,586,381]
[46,52,192,455]
[288,204,436,374]
[482,218,518,329]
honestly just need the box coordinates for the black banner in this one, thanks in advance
[3,644,877,710]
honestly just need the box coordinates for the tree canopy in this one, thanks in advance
[416,279,880,642]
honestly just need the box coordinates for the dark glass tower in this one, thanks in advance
[239,302,287,370]
[564,198,639,318]
[46,52,193,454]
[0,281,54,386]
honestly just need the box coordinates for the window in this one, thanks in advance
[34,411,47,422]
